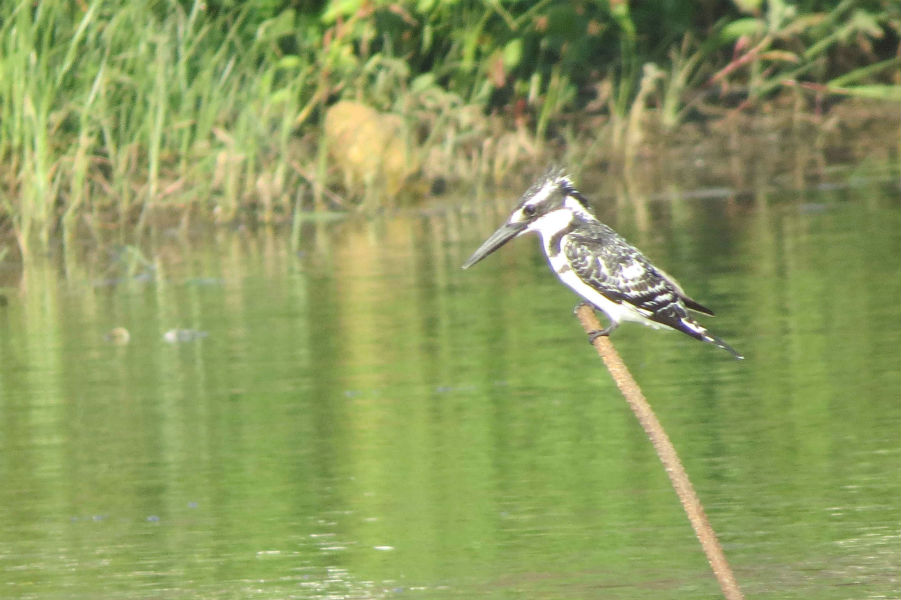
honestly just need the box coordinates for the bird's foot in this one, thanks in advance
[586,323,617,344]
[574,302,618,344]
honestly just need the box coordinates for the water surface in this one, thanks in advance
[1,174,898,599]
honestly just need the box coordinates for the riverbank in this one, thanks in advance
[1,1,897,259]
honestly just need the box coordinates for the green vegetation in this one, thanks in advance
[0,0,898,256]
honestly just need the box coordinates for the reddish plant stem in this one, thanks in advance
[575,304,745,600]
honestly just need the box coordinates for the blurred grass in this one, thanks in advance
[0,0,898,258]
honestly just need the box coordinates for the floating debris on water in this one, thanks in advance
[104,327,131,345]
[163,329,209,343]
[183,277,224,286]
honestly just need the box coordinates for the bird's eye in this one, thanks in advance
[522,205,536,217]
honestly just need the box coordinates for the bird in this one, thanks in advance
[462,168,743,359]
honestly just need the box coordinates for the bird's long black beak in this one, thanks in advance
[462,221,527,269]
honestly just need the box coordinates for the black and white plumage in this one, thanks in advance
[462,168,743,359]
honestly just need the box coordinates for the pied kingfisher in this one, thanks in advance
[462,169,743,359]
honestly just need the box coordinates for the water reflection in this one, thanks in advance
[0,177,898,599]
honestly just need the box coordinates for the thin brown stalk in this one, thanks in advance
[575,304,745,600]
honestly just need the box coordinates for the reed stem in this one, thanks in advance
[575,304,745,600]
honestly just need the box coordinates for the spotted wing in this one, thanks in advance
[563,230,701,331]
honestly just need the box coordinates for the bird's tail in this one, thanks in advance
[679,318,744,360]
[706,333,744,360]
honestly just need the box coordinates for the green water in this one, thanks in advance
[1,177,898,599]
